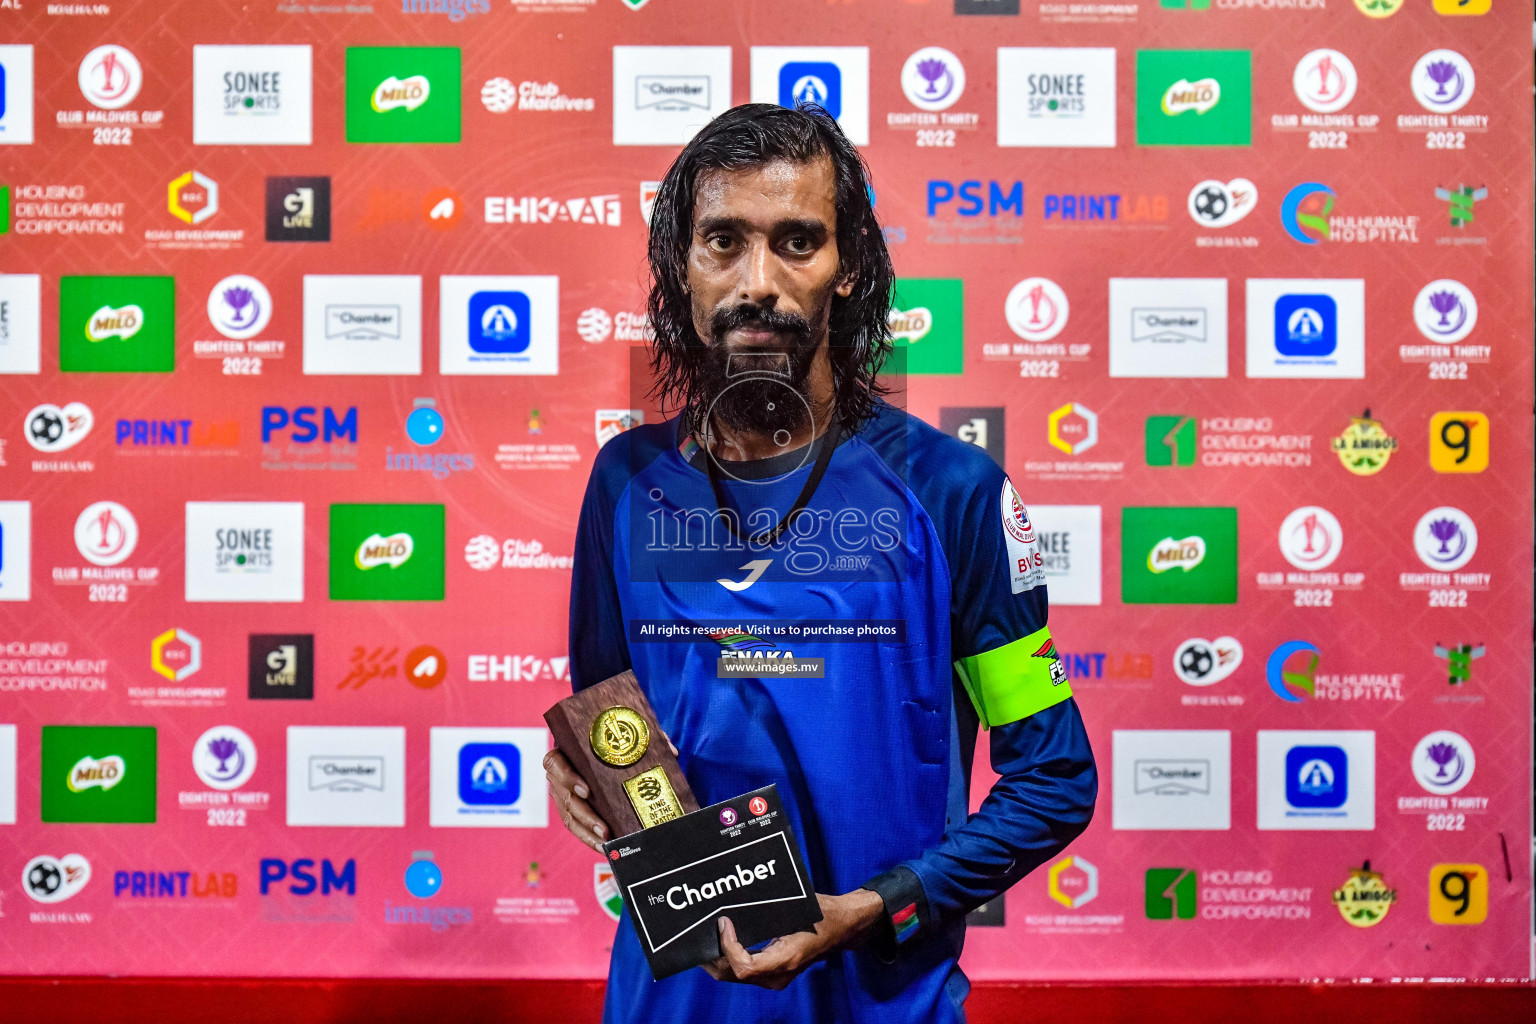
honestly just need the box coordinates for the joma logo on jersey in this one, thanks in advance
[68,754,125,792]
[1148,536,1206,573]
[356,532,413,570]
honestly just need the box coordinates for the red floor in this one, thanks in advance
[3,979,1533,1022]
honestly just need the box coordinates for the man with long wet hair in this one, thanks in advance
[545,103,1096,1024]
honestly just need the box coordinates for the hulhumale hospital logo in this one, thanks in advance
[1267,640,1319,702]
[1280,183,1333,244]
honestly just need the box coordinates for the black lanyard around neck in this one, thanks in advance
[703,413,843,549]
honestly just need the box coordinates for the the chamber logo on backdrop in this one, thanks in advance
[191,45,312,145]
[429,727,550,827]
[1121,507,1237,605]
[345,46,460,143]
[302,275,422,375]
[0,45,36,144]
[287,726,405,827]
[59,276,175,372]
[997,48,1116,148]
[184,502,304,603]
[1112,729,1231,831]
[1135,50,1251,146]
[612,45,732,146]
[888,278,962,374]
[1244,279,1364,379]
[265,176,330,242]
[1257,730,1375,830]
[751,46,869,145]
[41,725,157,824]
[1107,278,1227,378]
[249,634,314,700]
[0,501,31,602]
[1025,505,1102,606]
[439,275,559,375]
[329,503,445,601]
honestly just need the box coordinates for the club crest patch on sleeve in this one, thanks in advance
[1000,478,1046,594]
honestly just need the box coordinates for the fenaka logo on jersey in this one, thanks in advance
[357,532,413,570]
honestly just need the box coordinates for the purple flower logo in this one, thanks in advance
[1423,61,1463,105]
[916,59,953,101]
[1425,741,1464,785]
[719,807,738,827]
[1413,730,1475,796]
[220,285,258,329]
[205,734,246,782]
[1425,290,1465,334]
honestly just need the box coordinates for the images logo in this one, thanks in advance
[1006,278,1068,342]
[1331,410,1396,475]
[1411,730,1475,796]
[1332,862,1395,927]
[74,501,138,567]
[889,279,963,374]
[207,274,272,340]
[25,402,92,453]
[1429,864,1487,925]
[41,725,157,823]
[1278,506,1341,570]
[150,627,202,682]
[1293,50,1356,114]
[1187,178,1254,228]
[1429,411,1488,473]
[345,47,461,143]
[24,854,91,903]
[1435,184,1487,228]
[1121,507,1236,604]
[192,725,257,790]
[1135,50,1251,146]
[78,44,142,110]
[1413,280,1477,344]
[1145,868,1196,920]
[59,276,175,372]
[1413,506,1477,571]
[1266,640,1319,702]
[329,503,445,601]
[1280,182,1333,243]
[1047,403,1097,456]
[1412,50,1474,114]
[1047,854,1098,908]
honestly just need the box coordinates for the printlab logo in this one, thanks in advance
[751,47,869,144]
[192,45,313,145]
[889,278,963,375]
[25,402,92,453]
[440,276,559,376]
[266,177,330,242]
[1412,50,1474,114]
[430,728,549,827]
[1257,730,1374,831]
[192,725,257,790]
[1187,178,1255,228]
[345,46,461,143]
[996,48,1117,149]
[25,854,92,903]
[59,275,176,373]
[1135,50,1251,146]
[1411,730,1475,796]
[207,275,272,340]
[329,503,446,601]
[1413,506,1477,571]
[78,44,142,110]
[1278,506,1341,571]
[41,725,157,824]
[612,46,732,147]
[1293,50,1356,114]
[1145,869,1196,920]
[1428,411,1488,474]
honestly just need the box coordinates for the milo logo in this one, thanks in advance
[372,75,430,113]
[68,754,126,793]
[356,532,414,570]
[887,306,932,343]
[86,304,144,342]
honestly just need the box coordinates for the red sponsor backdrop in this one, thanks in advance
[0,0,1531,983]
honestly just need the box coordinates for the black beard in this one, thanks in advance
[692,303,819,440]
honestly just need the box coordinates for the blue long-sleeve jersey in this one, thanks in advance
[569,400,1097,1024]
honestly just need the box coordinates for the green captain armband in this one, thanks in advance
[954,625,1072,730]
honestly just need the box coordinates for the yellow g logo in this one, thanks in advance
[1429,411,1489,473]
[1429,864,1488,924]
[1432,0,1490,14]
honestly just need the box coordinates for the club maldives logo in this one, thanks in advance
[1266,640,1319,702]
[356,532,414,570]
[78,44,142,110]
[1332,862,1396,927]
[1412,730,1475,796]
[1293,50,1356,114]
[1412,50,1474,114]
[1330,410,1396,475]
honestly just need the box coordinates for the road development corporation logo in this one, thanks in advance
[346,47,461,143]
[1293,50,1356,114]
[78,44,142,110]
[1332,862,1395,927]
[1173,636,1241,686]
[24,854,91,903]
[1412,280,1477,344]
[1278,507,1341,571]
[207,275,272,341]
[25,402,93,453]
[1047,854,1098,908]
[1187,178,1254,228]
[192,725,257,791]
[1257,730,1374,831]
[1412,50,1474,114]
[1412,730,1474,796]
